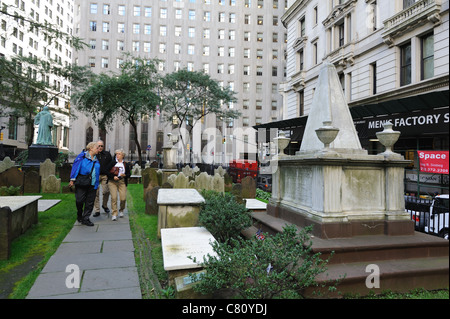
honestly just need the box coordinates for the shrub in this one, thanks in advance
[256,188,271,202]
[0,185,22,196]
[190,225,336,299]
[199,190,253,243]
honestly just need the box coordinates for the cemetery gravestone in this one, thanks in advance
[241,176,256,198]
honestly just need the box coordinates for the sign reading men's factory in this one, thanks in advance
[354,108,449,138]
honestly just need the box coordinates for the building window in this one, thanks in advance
[299,17,305,37]
[400,42,411,86]
[298,91,304,116]
[90,4,98,14]
[8,116,18,140]
[102,40,109,50]
[337,20,344,47]
[133,41,140,52]
[89,39,96,49]
[89,57,95,67]
[118,5,125,16]
[272,101,277,111]
[103,4,111,15]
[313,41,318,65]
[257,16,263,25]
[256,100,262,110]
[101,58,109,68]
[102,22,110,32]
[117,40,124,51]
[189,10,196,20]
[299,49,304,71]
[272,66,278,77]
[89,21,97,31]
[314,6,318,25]
[421,33,434,80]
[134,6,141,16]
[370,62,377,95]
[368,1,377,31]
[256,66,263,76]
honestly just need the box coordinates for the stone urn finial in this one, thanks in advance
[315,121,339,150]
[274,131,290,156]
[376,121,400,155]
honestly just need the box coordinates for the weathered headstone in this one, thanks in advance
[24,170,40,193]
[174,172,189,188]
[187,180,196,188]
[42,175,61,193]
[142,167,160,189]
[132,163,141,176]
[211,173,224,193]
[214,166,225,177]
[58,163,72,182]
[165,174,176,187]
[39,159,56,183]
[0,167,24,189]
[224,173,233,192]
[195,172,211,191]
[145,186,160,215]
[182,165,193,178]
[0,157,15,173]
[241,176,256,199]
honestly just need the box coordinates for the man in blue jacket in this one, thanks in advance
[69,142,101,226]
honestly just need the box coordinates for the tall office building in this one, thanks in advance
[0,0,75,157]
[70,0,288,164]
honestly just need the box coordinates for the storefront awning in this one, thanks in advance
[253,90,449,131]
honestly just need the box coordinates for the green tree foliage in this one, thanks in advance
[159,69,240,163]
[190,225,336,299]
[72,56,160,164]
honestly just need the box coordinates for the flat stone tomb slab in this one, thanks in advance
[245,198,267,210]
[157,188,205,205]
[38,199,61,212]
[161,227,217,271]
[0,196,42,211]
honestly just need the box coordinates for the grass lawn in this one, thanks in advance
[0,192,77,299]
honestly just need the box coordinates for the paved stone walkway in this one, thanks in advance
[27,209,142,299]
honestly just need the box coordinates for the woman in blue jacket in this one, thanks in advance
[69,142,101,226]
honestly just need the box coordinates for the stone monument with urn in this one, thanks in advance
[269,61,413,238]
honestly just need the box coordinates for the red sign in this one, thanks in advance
[418,151,449,174]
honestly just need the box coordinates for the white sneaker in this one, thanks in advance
[112,215,117,221]
[119,211,124,218]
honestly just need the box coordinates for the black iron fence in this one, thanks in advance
[405,196,449,240]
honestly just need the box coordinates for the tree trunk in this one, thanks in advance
[26,113,35,146]
[129,117,142,165]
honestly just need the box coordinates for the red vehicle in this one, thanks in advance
[228,159,258,183]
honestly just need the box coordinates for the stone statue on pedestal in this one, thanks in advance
[34,106,53,145]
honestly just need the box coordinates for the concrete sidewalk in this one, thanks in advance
[27,209,142,299]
